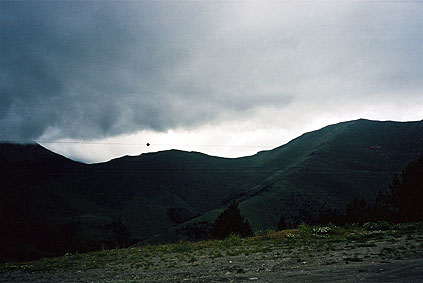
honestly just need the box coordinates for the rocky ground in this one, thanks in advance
[1,222,423,282]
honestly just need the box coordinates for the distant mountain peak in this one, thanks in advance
[0,142,76,163]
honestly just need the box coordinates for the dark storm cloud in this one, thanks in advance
[0,1,294,141]
[1,1,422,142]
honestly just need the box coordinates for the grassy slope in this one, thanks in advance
[2,119,423,257]
[89,150,269,241]
[152,119,423,235]
[238,119,423,230]
[127,120,423,242]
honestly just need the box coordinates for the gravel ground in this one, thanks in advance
[1,225,423,282]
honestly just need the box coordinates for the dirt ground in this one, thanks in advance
[1,226,423,282]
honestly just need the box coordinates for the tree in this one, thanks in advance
[110,219,131,248]
[211,202,252,239]
[390,158,423,221]
[345,198,367,224]
[366,190,395,222]
[277,215,287,231]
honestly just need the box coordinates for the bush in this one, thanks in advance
[254,229,275,238]
[222,234,241,247]
[312,226,331,238]
[363,221,392,231]
[297,223,313,239]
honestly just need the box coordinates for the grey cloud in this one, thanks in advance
[1,1,422,141]
[328,3,423,95]
[1,1,293,141]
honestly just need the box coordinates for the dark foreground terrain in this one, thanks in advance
[1,222,422,282]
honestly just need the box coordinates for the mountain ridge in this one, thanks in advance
[1,118,423,260]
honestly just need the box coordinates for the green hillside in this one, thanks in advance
[239,119,423,230]
[1,119,423,260]
[147,119,423,240]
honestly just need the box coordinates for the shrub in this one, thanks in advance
[363,221,392,231]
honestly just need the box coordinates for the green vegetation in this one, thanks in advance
[1,119,423,261]
[322,157,423,226]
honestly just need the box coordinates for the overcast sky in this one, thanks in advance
[1,1,422,163]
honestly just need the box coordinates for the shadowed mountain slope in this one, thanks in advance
[1,119,423,260]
